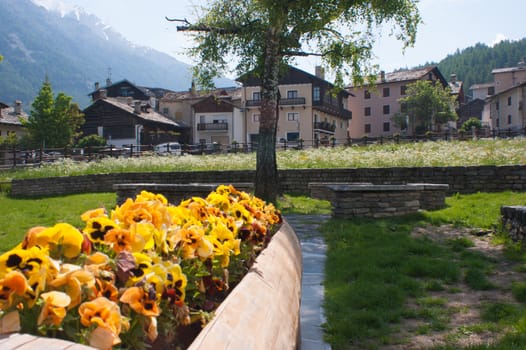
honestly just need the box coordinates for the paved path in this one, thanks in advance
[285,214,331,350]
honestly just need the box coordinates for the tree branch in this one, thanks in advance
[166,16,254,34]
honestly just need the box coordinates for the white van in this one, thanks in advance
[154,142,182,155]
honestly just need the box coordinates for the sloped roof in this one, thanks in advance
[96,98,189,128]
[0,103,28,126]
[160,87,241,102]
[492,65,526,74]
[380,66,447,85]
[469,82,494,90]
[237,65,352,97]
[346,66,448,88]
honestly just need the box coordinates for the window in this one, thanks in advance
[119,87,132,97]
[488,86,495,95]
[313,86,320,101]
[364,90,371,99]
[287,90,298,99]
[252,91,261,100]
[162,107,169,116]
[383,105,390,114]
[496,118,500,127]
[383,122,390,132]
[508,115,512,124]
[508,96,512,106]
[383,87,390,97]
[400,85,407,95]
[287,112,299,121]
[287,132,299,142]
[252,114,260,122]
[496,102,500,110]
[364,107,371,116]
[364,124,371,133]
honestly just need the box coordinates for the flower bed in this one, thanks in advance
[0,185,283,349]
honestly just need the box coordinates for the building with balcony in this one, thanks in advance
[346,66,449,138]
[159,85,242,146]
[238,65,352,146]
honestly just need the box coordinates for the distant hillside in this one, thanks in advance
[0,0,233,109]
[437,39,526,97]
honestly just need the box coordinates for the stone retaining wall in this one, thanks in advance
[9,165,526,198]
[328,183,449,218]
[501,206,526,241]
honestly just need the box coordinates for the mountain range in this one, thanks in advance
[0,0,232,109]
[1,0,525,111]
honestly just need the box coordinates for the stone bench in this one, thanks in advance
[501,206,526,242]
[113,182,254,205]
[323,183,449,218]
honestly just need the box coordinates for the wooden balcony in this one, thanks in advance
[313,121,336,133]
[245,97,306,107]
[197,122,228,131]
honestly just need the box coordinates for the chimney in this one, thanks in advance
[190,80,197,95]
[315,66,325,80]
[106,78,112,87]
[380,70,386,82]
[94,82,100,90]
[14,100,22,115]
[99,89,107,99]
[134,101,141,114]
[450,74,457,84]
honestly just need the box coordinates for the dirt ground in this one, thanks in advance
[384,224,525,349]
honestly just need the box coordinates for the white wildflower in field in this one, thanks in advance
[5,138,526,181]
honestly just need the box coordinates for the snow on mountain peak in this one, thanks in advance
[31,0,82,19]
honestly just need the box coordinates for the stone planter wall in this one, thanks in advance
[9,165,526,198]
[328,183,449,218]
[501,206,526,242]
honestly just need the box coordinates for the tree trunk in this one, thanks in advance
[254,27,282,203]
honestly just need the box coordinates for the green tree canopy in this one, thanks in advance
[461,117,482,132]
[26,79,84,148]
[172,0,421,202]
[398,80,457,134]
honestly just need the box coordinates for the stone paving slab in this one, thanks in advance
[285,214,331,350]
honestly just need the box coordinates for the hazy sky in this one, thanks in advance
[36,0,526,78]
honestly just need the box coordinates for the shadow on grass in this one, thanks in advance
[321,210,526,350]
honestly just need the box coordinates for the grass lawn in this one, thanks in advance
[0,192,116,252]
[322,191,526,349]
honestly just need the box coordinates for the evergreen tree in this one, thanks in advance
[26,78,84,148]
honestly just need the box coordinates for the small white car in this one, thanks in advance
[154,142,182,155]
